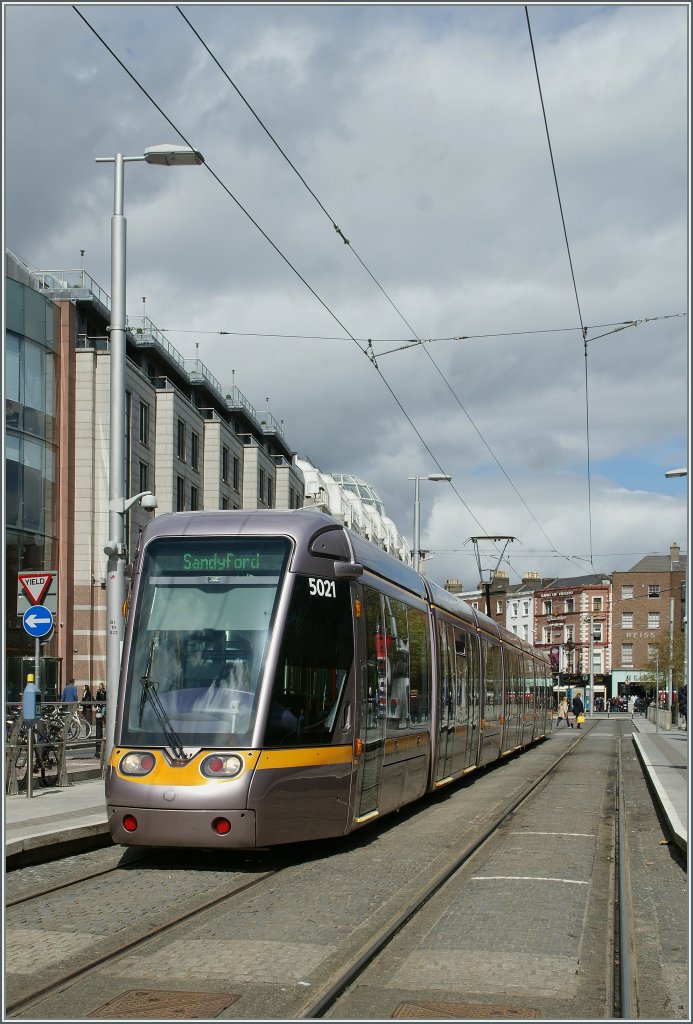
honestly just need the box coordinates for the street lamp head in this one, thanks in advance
[143,144,205,166]
[664,468,687,478]
[427,474,452,482]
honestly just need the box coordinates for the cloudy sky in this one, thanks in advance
[4,3,689,590]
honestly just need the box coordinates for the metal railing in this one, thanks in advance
[5,703,106,796]
[36,268,112,310]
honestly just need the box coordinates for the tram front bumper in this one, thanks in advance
[107,804,257,849]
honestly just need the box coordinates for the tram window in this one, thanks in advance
[267,575,354,746]
[121,536,290,746]
[452,626,476,723]
[384,598,410,735]
[407,606,430,726]
[483,643,502,719]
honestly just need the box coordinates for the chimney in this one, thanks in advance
[445,578,463,594]
[522,571,540,583]
[670,542,680,566]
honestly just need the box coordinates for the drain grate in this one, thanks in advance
[89,989,240,1019]
[392,999,541,1019]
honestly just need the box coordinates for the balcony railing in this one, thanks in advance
[127,316,186,371]
[37,268,112,310]
[224,386,257,420]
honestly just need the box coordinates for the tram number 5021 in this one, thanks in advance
[308,577,337,598]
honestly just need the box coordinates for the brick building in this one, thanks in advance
[611,543,687,698]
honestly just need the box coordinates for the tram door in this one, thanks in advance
[355,587,386,817]
[435,620,455,782]
[451,626,480,773]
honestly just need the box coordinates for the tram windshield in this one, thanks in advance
[120,536,291,747]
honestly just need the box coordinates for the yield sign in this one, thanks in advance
[18,572,54,606]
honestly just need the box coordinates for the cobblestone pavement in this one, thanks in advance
[7,722,687,1020]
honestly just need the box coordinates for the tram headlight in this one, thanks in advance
[119,751,156,776]
[201,753,244,779]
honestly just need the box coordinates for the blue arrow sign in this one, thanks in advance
[23,604,54,638]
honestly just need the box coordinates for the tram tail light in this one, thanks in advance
[354,738,363,756]
[212,817,231,835]
[123,814,138,832]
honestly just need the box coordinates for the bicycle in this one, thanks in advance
[43,704,92,741]
[13,720,60,789]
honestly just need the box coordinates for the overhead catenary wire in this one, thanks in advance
[525,5,596,574]
[173,5,587,577]
[73,5,491,538]
[158,312,685,345]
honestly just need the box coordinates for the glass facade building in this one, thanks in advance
[5,255,61,696]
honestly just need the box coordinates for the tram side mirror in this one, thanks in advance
[334,561,363,579]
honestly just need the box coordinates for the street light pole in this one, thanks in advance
[409,474,451,573]
[96,145,203,763]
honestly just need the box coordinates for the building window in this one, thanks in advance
[621,612,633,629]
[593,597,602,611]
[523,601,529,615]
[512,602,518,617]
[222,446,229,483]
[259,468,266,504]
[565,598,574,613]
[622,585,633,600]
[592,623,603,642]
[139,461,148,493]
[176,475,185,511]
[139,401,149,445]
[522,625,528,642]
[648,644,658,661]
[621,643,633,667]
[191,431,199,471]
[543,599,552,615]
[267,477,273,509]
[233,456,240,491]
[496,599,503,614]
[648,611,660,629]
[648,584,660,598]
[177,419,186,461]
[566,625,574,643]
[222,497,229,510]
[190,485,198,511]
[543,627,552,644]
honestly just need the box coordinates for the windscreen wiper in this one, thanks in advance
[139,640,192,763]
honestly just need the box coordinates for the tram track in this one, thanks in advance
[298,728,592,1019]
[4,864,279,1018]
[4,849,155,909]
[5,726,652,1020]
[5,735,576,1020]
[301,723,639,1021]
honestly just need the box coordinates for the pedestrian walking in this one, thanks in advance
[81,684,94,725]
[678,683,687,731]
[94,683,107,758]
[61,678,78,703]
[572,693,585,729]
[556,696,571,729]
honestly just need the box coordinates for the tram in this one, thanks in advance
[106,509,551,849]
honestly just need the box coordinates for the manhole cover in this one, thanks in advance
[392,1000,541,1019]
[89,989,240,1019]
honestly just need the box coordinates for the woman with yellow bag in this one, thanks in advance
[572,693,585,728]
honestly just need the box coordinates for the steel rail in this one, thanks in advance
[5,868,277,1018]
[5,849,153,908]
[300,730,589,1019]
